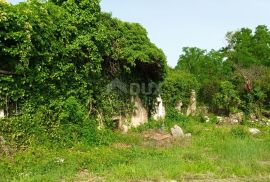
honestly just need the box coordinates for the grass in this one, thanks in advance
[1,119,270,182]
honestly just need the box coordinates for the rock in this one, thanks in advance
[204,116,210,123]
[0,109,4,119]
[131,96,149,127]
[230,118,239,124]
[217,112,244,124]
[250,113,258,122]
[175,101,183,113]
[97,112,105,130]
[121,125,129,134]
[186,90,196,116]
[153,95,166,120]
[229,112,244,123]
[171,125,185,138]
[185,133,192,137]
[249,128,261,135]
[55,157,65,164]
[261,118,270,126]
[217,116,224,123]
[112,96,148,132]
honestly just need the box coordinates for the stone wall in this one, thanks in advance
[0,109,4,118]
[152,95,166,120]
[117,95,167,133]
[130,96,149,127]
[186,90,196,116]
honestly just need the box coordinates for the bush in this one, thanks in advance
[161,69,200,107]
[213,81,242,114]
[0,97,107,148]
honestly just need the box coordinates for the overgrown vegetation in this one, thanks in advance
[0,0,270,181]
[163,26,270,116]
[1,116,270,181]
[0,0,166,146]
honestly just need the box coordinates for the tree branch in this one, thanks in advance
[0,70,18,76]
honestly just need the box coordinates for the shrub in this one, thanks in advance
[0,97,104,148]
[161,69,200,107]
[213,81,242,114]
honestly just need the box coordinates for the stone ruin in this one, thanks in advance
[0,109,4,119]
[186,90,197,116]
[152,95,166,120]
[175,100,183,113]
[114,95,167,133]
[130,96,149,127]
[112,96,149,133]
[217,112,244,124]
[174,90,197,116]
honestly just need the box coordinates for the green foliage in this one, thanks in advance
[161,69,199,107]
[226,25,270,67]
[175,47,233,105]
[0,0,166,146]
[213,81,241,114]
[176,48,232,82]
[172,25,270,115]
[0,96,120,148]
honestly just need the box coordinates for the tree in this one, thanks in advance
[161,68,199,107]
[213,81,241,114]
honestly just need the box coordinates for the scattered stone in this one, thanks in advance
[186,90,196,116]
[204,116,210,123]
[18,173,31,177]
[153,95,166,120]
[250,113,259,122]
[175,101,183,113]
[185,133,192,137]
[171,125,185,138]
[216,116,224,123]
[229,112,244,123]
[217,112,244,124]
[55,157,65,164]
[261,118,270,126]
[249,128,261,135]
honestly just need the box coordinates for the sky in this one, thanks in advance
[7,0,270,67]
